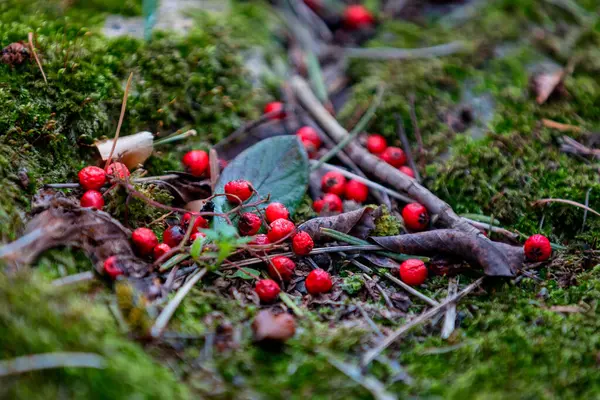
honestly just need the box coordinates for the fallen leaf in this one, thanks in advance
[299,206,383,241]
[95,131,154,169]
[252,310,296,343]
[531,68,566,104]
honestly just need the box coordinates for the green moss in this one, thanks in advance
[0,272,188,399]
[341,273,364,295]
[373,211,401,236]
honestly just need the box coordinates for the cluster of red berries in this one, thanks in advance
[366,134,415,178]
[78,162,131,209]
[312,171,369,214]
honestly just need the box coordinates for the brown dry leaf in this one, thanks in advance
[2,190,148,278]
[298,206,383,241]
[531,69,565,104]
[95,131,154,169]
[252,310,296,343]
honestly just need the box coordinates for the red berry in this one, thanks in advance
[106,162,130,180]
[78,166,106,190]
[296,126,321,151]
[104,256,124,279]
[268,256,296,282]
[366,134,387,154]
[163,225,186,247]
[182,150,209,177]
[381,146,407,168]
[313,193,343,213]
[255,279,281,303]
[153,243,171,260]
[267,218,296,243]
[238,212,262,236]
[265,202,290,223]
[399,259,428,286]
[343,5,374,29]
[305,269,332,294]
[250,234,270,246]
[321,171,346,195]
[304,0,320,11]
[80,190,104,209]
[292,231,314,256]
[402,203,429,231]
[399,166,415,178]
[224,179,253,204]
[181,212,209,232]
[131,227,159,256]
[524,234,552,261]
[344,180,369,203]
[190,231,206,243]
[263,101,285,120]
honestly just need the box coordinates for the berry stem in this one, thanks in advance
[104,72,134,171]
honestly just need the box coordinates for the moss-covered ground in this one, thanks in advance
[1,0,600,398]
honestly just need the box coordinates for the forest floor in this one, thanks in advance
[1,0,600,399]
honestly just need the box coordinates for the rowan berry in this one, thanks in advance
[366,134,387,154]
[343,5,374,29]
[250,234,270,246]
[268,256,296,282]
[163,225,186,247]
[321,171,346,195]
[381,146,407,168]
[296,126,321,151]
[224,179,253,204]
[80,190,104,209]
[78,166,106,190]
[313,193,343,213]
[399,166,415,178]
[104,256,124,279]
[292,231,314,255]
[190,232,206,243]
[106,162,130,180]
[344,180,368,203]
[264,101,285,120]
[181,212,209,232]
[265,202,289,223]
[267,218,296,243]
[524,234,552,261]
[399,259,428,286]
[255,279,281,303]
[182,150,209,177]
[153,243,171,260]
[238,212,262,236]
[305,269,332,294]
[131,227,159,256]
[402,203,429,231]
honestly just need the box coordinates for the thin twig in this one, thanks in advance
[209,148,219,192]
[150,267,207,338]
[52,271,95,286]
[362,278,483,366]
[581,188,592,232]
[0,352,105,377]
[441,278,458,339]
[533,198,600,218]
[28,32,47,84]
[313,161,414,203]
[357,303,384,338]
[344,41,468,60]
[105,72,134,170]
[311,85,385,171]
[395,115,421,183]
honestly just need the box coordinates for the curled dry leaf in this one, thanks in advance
[95,131,154,170]
[2,190,148,278]
[299,206,383,241]
[371,230,523,277]
[252,310,296,343]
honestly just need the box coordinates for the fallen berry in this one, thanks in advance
[321,171,346,195]
[398,166,415,178]
[296,126,321,151]
[190,231,206,243]
[104,256,124,279]
[292,231,314,255]
[238,212,262,236]
[153,243,171,260]
[305,269,332,294]
[366,134,387,154]
[264,101,285,120]
[381,146,407,168]
[80,190,104,209]
[399,259,428,286]
[106,162,130,180]
[268,256,296,282]
[524,234,552,261]
[182,150,209,177]
[344,180,369,203]
[224,179,253,204]
[255,279,281,303]
[267,218,296,243]
[181,212,209,232]
[402,203,429,231]
[78,166,106,190]
[265,202,290,223]
[343,5,374,29]
[163,225,186,247]
[250,234,270,246]
[313,193,343,213]
[131,227,159,256]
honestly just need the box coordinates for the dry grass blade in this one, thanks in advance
[344,41,468,60]
[105,72,134,170]
[28,32,47,84]
[151,267,207,338]
[209,148,219,191]
[52,271,95,287]
[362,278,484,366]
[0,352,105,376]
[533,198,600,218]
[441,278,458,339]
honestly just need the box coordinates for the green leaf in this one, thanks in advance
[190,236,204,260]
[231,268,261,280]
[213,136,309,226]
